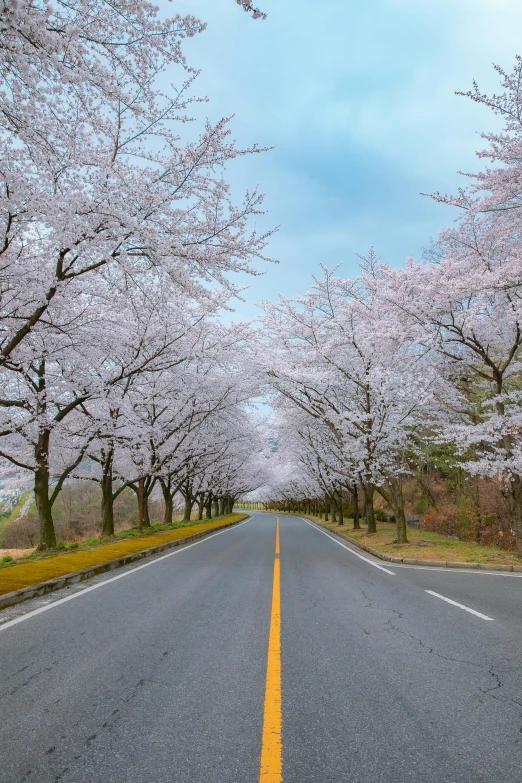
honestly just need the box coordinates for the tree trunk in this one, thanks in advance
[213,498,219,517]
[183,495,193,523]
[143,491,151,528]
[390,477,408,544]
[138,477,144,532]
[363,482,376,533]
[205,494,212,519]
[472,475,482,543]
[511,475,522,555]
[101,449,115,537]
[324,497,329,522]
[35,429,56,549]
[160,480,173,526]
[197,496,204,520]
[352,483,360,530]
[219,497,225,516]
[338,491,344,525]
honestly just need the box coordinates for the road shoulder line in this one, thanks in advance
[301,518,396,575]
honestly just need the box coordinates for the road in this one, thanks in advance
[1,511,522,782]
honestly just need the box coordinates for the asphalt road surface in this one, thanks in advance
[1,511,522,783]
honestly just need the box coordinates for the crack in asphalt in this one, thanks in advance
[359,587,375,608]
[478,665,522,709]
[384,609,522,716]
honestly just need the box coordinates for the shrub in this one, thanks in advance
[1,555,14,564]
[66,542,79,550]
[414,496,429,514]
[55,541,66,550]
[342,503,354,519]
[1,516,38,548]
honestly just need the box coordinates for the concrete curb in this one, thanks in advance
[302,517,522,573]
[0,516,248,611]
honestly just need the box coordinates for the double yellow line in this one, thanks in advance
[259,518,283,782]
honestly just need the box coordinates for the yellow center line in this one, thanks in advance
[259,517,283,782]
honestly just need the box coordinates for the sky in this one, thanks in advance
[168,0,522,319]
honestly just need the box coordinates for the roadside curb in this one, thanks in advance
[0,515,249,611]
[302,517,522,573]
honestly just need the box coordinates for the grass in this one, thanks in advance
[0,513,247,596]
[273,511,522,565]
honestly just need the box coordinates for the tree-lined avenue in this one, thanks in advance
[1,512,522,782]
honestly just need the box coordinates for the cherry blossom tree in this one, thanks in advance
[0,0,274,547]
[261,266,437,542]
[372,57,522,552]
[246,55,522,552]
[0,273,201,546]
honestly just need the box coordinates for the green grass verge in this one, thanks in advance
[0,513,247,595]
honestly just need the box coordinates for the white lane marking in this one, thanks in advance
[301,518,395,575]
[393,564,522,577]
[425,590,494,621]
[0,517,252,633]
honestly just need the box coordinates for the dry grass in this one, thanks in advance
[338,524,522,563]
[0,549,33,559]
[0,514,247,596]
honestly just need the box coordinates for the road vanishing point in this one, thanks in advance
[1,511,522,782]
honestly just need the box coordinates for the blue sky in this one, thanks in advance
[170,0,522,318]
